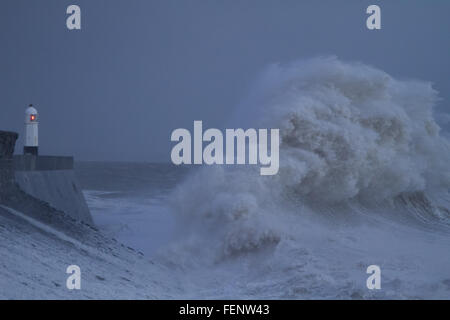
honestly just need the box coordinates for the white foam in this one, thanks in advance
[162,58,450,298]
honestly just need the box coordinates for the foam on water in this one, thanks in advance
[162,57,450,298]
[81,57,450,298]
[85,190,176,257]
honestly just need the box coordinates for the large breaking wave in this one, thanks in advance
[244,56,450,203]
[165,58,450,298]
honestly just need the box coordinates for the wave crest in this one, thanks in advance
[170,57,450,257]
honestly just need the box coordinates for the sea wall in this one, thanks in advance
[0,130,18,159]
[14,169,93,224]
[0,159,14,192]
[14,155,74,171]
[0,130,93,225]
[0,131,18,192]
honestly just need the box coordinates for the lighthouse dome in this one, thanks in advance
[25,105,38,123]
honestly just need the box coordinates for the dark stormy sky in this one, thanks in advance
[1,0,449,162]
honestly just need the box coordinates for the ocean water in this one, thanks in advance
[76,162,190,257]
[76,58,450,299]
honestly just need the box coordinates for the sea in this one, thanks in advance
[74,57,450,299]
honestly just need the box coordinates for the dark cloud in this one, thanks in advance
[1,0,449,161]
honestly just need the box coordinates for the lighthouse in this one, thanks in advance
[24,104,38,156]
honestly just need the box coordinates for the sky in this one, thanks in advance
[0,0,449,162]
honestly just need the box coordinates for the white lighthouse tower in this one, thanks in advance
[24,104,39,156]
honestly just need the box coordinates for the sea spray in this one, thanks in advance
[169,57,450,256]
